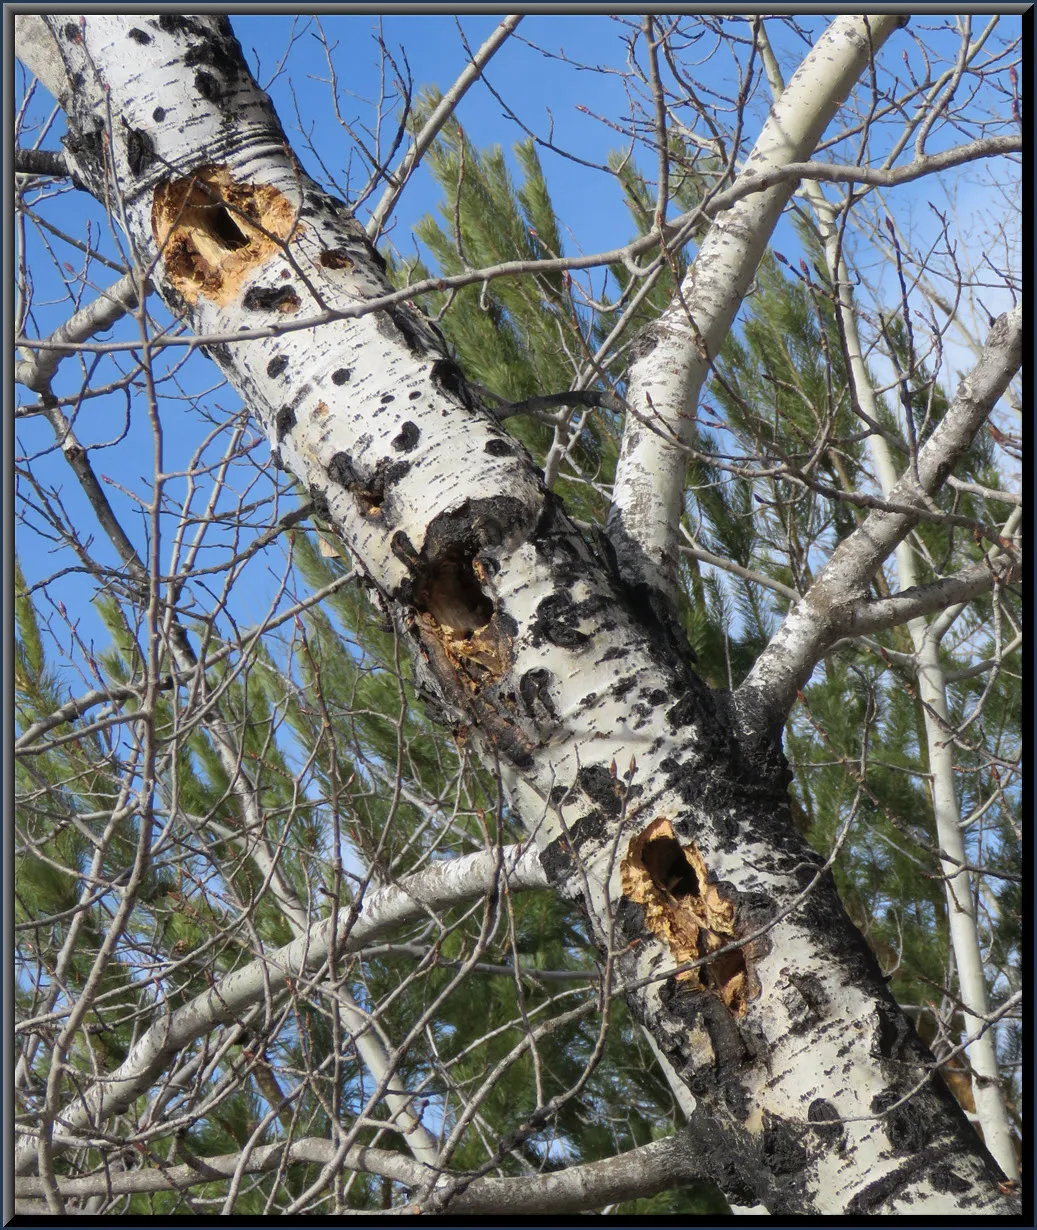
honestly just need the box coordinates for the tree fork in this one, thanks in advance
[14,14,1019,1215]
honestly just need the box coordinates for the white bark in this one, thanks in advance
[820,221,1019,1182]
[14,15,1019,1215]
[607,15,905,603]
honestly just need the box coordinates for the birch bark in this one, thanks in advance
[607,15,905,605]
[15,14,1019,1215]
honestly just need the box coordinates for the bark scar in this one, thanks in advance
[152,164,301,306]
[621,817,753,1015]
[415,553,506,687]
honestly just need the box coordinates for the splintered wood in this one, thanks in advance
[152,165,300,306]
[621,816,749,1015]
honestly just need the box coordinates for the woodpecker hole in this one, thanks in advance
[415,551,493,638]
[621,817,750,1015]
[152,165,302,306]
[414,551,510,689]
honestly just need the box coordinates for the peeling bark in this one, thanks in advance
[14,14,1020,1215]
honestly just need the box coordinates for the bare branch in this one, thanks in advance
[13,845,546,1173]
[366,15,523,240]
[739,306,1022,734]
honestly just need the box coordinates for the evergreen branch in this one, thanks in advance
[15,557,349,752]
[478,386,626,422]
[366,15,523,240]
[678,527,801,602]
[738,305,1023,734]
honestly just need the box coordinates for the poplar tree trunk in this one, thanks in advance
[15,14,1019,1215]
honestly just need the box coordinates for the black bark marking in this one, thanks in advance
[327,452,361,491]
[308,484,331,523]
[539,809,611,885]
[368,459,410,501]
[484,437,513,457]
[364,238,388,275]
[274,405,296,443]
[531,591,590,649]
[200,340,230,364]
[760,1113,809,1176]
[611,675,637,702]
[152,106,166,122]
[421,497,531,564]
[519,668,557,722]
[660,756,742,848]
[795,865,888,993]
[667,687,700,732]
[392,421,420,452]
[184,34,240,80]
[62,126,104,172]
[430,358,475,409]
[408,390,422,400]
[327,454,411,517]
[63,22,80,41]
[846,1146,944,1214]
[871,1089,929,1156]
[125,127,154,177]
[391,531,419,571]
[242,285,299,313]
[331,368,352,385]
[384,303,426,353]
[128,27,151,44]
[266,355,289,379]
[659,981,748,1093]
[930,1165,971,1195]
[576,763,627,818]
[380,393,395,404]
[872,999,914,1062]
[598,646,628,663]
[614,895,647,942]
[783,969,830,1034]
[194,71,223,104]
[807,1098,845,1149]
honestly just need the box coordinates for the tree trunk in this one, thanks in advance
[15,14,1019,1215]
